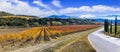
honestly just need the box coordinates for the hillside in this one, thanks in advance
[0,11,37,19]
[0,11,14,16]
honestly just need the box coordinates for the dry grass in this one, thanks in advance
[2,16,32,20]
[0,25,99,52]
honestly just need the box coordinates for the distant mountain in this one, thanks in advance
[95,19,105,22]
[95,19,120,24]
[101,15,120,17]
[47,15,78,19]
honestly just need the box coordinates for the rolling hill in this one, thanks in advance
[0,11,38,19]
[0,11,14,16]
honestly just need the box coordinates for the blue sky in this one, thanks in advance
[0,0,120,19]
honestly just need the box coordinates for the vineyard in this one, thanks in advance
[0,25,98,48]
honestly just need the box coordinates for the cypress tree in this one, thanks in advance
[106,19,109,32]
[106,19,108,32]
[107,19,109,33]
[115,16,117,35]
[104,19,106,32]
[110,20,112,34]
[104,19,107,32]
[104,19,109,32]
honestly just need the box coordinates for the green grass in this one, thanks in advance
[106,26,120,38]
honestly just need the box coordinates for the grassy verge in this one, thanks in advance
[56,29,98,52]
[105,26,120,38]
[42,36,77,52]
[42,27,101,52]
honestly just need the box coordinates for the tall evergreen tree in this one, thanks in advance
[110,20,112,34]
[107,19,109,33]
[115,16,117,35]
[104,19,108,32]
[104,19,107,32]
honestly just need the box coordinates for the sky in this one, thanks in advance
[0,0,120,19]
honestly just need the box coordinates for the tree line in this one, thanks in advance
[104,16,117,35]
[0,17,96,27]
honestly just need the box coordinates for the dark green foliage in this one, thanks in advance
[110,20,112,34]
[104,19,106,32]
[104,19,109,32]
[0,17,96,27]
[0,11,97,27]
[107,19,109,33]
[0,18,28,26]
[115,16,117,35]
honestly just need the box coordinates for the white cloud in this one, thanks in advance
[0,0,120,19]
[59,5,120,14]
[33,0,50,9]
[52,0,62,8]
[79,14,96,18]
[0,0,57,17]
[58,5,120,19]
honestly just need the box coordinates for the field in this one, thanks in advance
[0,25,99,51]
[0,28,30,35]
